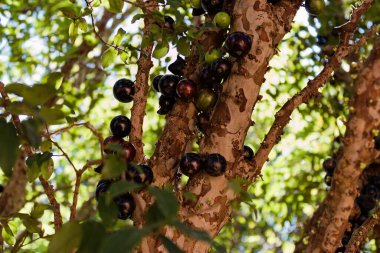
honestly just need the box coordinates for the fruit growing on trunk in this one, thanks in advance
[201,0,224,15]
[158,75,180,96]
[179,153,203,176]
[192,7,205,16]
[204,153,227,176]
[243,145,254,161]
[375,135,380,150]
[205,49,222,63]
[305,0,325,16]
[157,95,176,115]
[322,157,336,174]
[121,142,136,162]
[103,136,124,154]
[195,89,218,111]
[168,56,186,76]
[213,12,231,29]
[200,65,222,87]
[163,15,175,30]
[110,115,131,138]
[152,75,163,92]
[224,32,252,58]
[126,164,154,186]
[212,58,232,80]
[114,193,136,220]
[176,79,197,100]
[113,79,135,103]
[196,112,210,132]
[95,179,112,199]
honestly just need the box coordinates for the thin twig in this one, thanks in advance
[39,176,63,230]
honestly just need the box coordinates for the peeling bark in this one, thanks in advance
[305,40,380,252]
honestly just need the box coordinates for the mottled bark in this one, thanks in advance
[305,39,380,252]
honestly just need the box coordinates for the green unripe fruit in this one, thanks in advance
[40,140,52,152]
[305,0,325,16]
[195,89,217,111]
[213,12,231,29]
[190,0,201,8]
[205,49,221,63]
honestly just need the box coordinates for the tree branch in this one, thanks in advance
[129,0,157,163]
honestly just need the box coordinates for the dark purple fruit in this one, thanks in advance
[324,174,332,186]
[243,145,254,161]
[361,184,380,200]
[114,193,135,220]
[158,75,181,96]
[176,79,197,100]
[164,15,175,30]
[267,0,280,4]
[126,164,154,186]
[94,164,103,174]
[201,0,224,15]
[157,95,176,115]
[168,56,186,76]
[103,136,124,154]
[199,65,222,87]
[316,35,328,46]
[356,194,376,213]
[110,115,131,138]
[0,184,4,193]
[192,7,205,16]
[212,58,232,80]
[323,158,336,174]
[179,153,203,176]
[152,75,163,92]
[375,136,380,150]
[95,179,112,200]
[113,79,135,103]
[196,112,210,132]
[203,153,227,176]
[121,142,136,162]
[224,32,252,58]
[195,89,218,112]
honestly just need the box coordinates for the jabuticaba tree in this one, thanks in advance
[0,0,379,253]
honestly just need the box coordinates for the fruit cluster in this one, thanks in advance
[151,0,252,117]
[322,157,336,187]
[94,79,154,220]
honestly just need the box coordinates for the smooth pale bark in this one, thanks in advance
[304,41,380,252]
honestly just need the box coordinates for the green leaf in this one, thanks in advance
[0,119,20,177]
[177,37,190,57]
[101,47,118,69]
[173,221,211,242]
[102,155,126,179]
[113,28,126,46]
[69,21,78,42]
[31,204,51,219]
[23,84,57,106]
[48,222,82,253]
[26,152,53,182]
[77,18,88,32]
[46,72,64,89]
[4,83,29,97]
[153,42,169,59]
[39,107,66,124]
[6,102,34,116]
[77,221,106,253]
[107,0,124,13]
[131,14,144,23]
[59,7,78,19]
[148,187,179,219]
[106,181,142,204]
[98,227,147,253]
[159,235,184,253]
[97,195,118,226]
[22,216,42,234]
[41,157,54,180]
[21,118,42,148]
[1,223,15,246]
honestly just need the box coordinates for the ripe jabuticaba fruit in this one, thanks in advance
[212,58,232,80]
[95,179,112,200]
[176,79,197,100]
[94,164,104,174]
[199,65,222,87]
[192,7,206,16]
[113,79,135,103]
[201,0,224,15]
[361,184,380,200]
[322,157,336,174]
[195,89,218,112]
[168,56,186,76]
[356,194,376,213]
[152,75,162,92]
[243,145,254,161]
[163,15,175,30]
[158,75,181,96]
[179,153,203,176]
[224,32,252,58]
[157,95,176,115]
[110,115,131,138]
[126,164,153,186]
[114,193,136,220]
[121,142,136,162]
[375,136,380,150]
[103,136,124,154]
[204,153,227,176]
[267,0,280,4]
[305,0,325,16]
[196,112,210,132]
[0,184,4,193]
